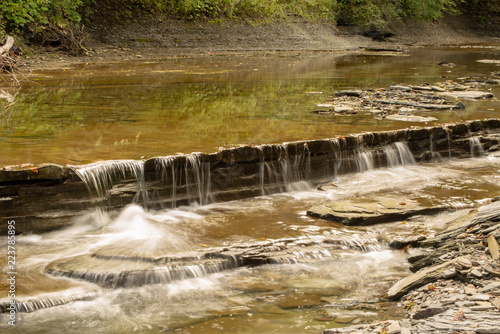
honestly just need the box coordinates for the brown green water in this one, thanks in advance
[1,46,500,334]
[1,47,499,166]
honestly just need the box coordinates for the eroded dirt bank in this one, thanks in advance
[17,15,500,70]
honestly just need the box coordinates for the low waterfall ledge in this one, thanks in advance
[2,118,500,234]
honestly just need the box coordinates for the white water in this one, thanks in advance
[71,160,146,203]
[469,136,485,157]
[4,144,500,333]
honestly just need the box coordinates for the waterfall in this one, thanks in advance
[356,150,375,172]
[154,156,177,208]
[328,138,342,178]
[184,154,212,206]
[71,160,146,204]
[429,132,443,160]
[72,140,418,209]
[68,126,499,215]
[47,257,239,288]
[257,142,312,195]
[257,145,279,196]
[469,136,485,157]
[0,293,97,313]
[278,143,312,191]
[154,153,213,207]
[355,141,415,172]
[384,142,416,167]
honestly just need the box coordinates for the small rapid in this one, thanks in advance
[4,150,500,333]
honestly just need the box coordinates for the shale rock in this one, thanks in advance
[387,258,460,300]
[307,195,448,226]
[315,78,497,121]
[325,199,500,334]
[440,91,494,100]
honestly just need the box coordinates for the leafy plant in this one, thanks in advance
[336,0,463,27]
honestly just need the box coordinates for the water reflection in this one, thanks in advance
[1,47,499,166]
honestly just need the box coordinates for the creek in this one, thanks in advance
[1,45,500,333]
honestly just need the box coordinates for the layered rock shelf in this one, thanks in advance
[44,235,380,289]
[314,77,497,120]
[307,195,450,226]
[2,119,500,234]
[323,201,500,334]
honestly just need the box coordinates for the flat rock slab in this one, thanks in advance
[307,195,448,226]
[385,114,438,122]
[387,257,464,300]
[440,90,494,99]
[477,59,500,64]
[0,164,69,182]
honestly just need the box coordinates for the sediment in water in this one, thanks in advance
[2,119,500,233]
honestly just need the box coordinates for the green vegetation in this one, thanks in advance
[336,0,462,27]
[0,0,498,50]
[0,0,82,39]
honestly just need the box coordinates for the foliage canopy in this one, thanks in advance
[0,0,498,46]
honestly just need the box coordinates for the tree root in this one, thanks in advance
[28,24,86,55]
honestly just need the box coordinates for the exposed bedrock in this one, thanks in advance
[2,119,500,233]
[44,235,380,289]
[306,195,450,226]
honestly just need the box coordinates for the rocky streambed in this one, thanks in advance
[314,74,499,122]
[321,198,500,334]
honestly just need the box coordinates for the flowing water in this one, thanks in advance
[1,45,500,333]
[1,47,500,165]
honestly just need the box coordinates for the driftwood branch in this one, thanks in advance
[0,36,14,56]
[0,90,15,103]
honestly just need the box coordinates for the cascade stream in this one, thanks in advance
[2,47,500,334]
[3,127,500,333]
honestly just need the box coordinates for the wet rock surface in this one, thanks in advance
[44,235,380,289]
[307,195,449,226]
[314,78,496,121]
[3,120,500,234]
[323,201,500,334]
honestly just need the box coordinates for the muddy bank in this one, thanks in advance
[14,15,500,71]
